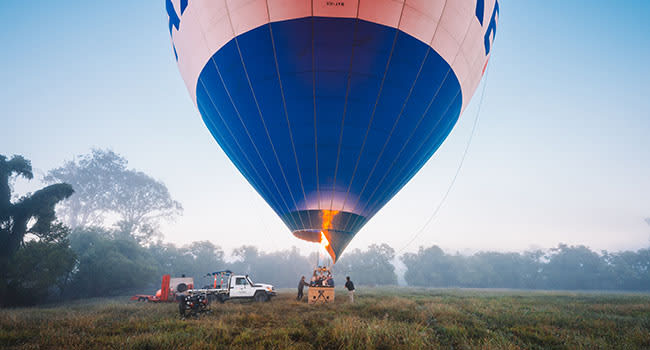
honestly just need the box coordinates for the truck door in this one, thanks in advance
[230,277,250,298]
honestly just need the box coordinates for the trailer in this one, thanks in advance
[131,274,194,302]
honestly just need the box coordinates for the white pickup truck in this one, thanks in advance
[188,270,276,303]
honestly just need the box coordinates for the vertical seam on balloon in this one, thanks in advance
[197,77,286,217]
[328,0,362,214]
[189,0,291,223]
[359,54,468,219]
[356,90,451,217]
[368,91,461,219]
[204,3,300,231]
[343,0,452,231]
[265,0,313,230]
[311,3,321,210]
[337,1,408,227]
[374,13,476,209]
[357,5,477,219]
[197,90,285,215]
[375,5,476,204]
[210,58,302,232]
[364,90,461,220]
[225,1,308,231]
[199,79,288,220]
[342,48,433,232]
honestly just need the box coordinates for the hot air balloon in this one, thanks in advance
[167,0,499,262]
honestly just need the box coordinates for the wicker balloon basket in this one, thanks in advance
[308,287,335,304]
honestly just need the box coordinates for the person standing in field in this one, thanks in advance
[345,276,355,303]
[297,276,309,301]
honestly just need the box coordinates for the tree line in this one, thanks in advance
[402,244,650,291]
[1,150,649,306]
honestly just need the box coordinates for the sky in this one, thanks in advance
[1,1,649,257]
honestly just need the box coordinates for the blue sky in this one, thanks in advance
[1,1,649,255]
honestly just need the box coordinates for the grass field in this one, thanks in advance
[1,288,649,350]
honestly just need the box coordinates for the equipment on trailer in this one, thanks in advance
[131,274,194,302]
[179,292,210,318]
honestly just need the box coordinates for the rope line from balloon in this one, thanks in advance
[397,60,492,254]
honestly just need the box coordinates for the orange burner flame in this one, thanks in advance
[321,210,339,230]
[320,231,329,248]
[320,210,339,263]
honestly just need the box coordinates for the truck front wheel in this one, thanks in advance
[254,291,268,303]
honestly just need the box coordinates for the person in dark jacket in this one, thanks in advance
[344,276,355,303]
[297,276,309,301]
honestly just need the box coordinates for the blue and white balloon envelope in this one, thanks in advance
[167,0,499,262]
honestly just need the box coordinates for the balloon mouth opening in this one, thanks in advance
[292,229,322,243]
[293,229,338,262]
[285,209,369,264]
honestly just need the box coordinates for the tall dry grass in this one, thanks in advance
[1,288,649,349]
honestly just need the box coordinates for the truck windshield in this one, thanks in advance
[246,277,254,286]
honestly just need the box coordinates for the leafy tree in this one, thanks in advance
[519,250,545,288]
[68,227,159,298]
[402,245,462,287]
[184,241,226,279]
[401,243,650,291]
[227,245,313,288]
[231,245,260,275]
[45,149,183,243]
[0,155,74,306]
[148,242,195,279]
[111,169,183,243]
[607,249,650,290]
[334,244,397,286]
[4,238,76,305]
[148,240,226,287]
[542,244,610,290]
